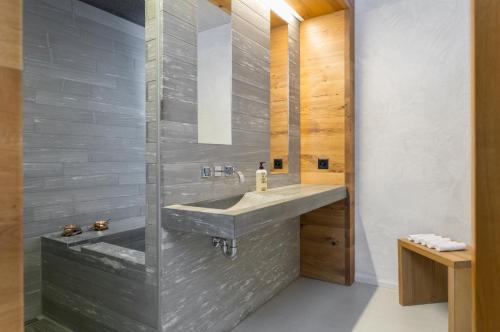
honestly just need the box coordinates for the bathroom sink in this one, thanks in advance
[185,194,245,210]
[163,184,347,239]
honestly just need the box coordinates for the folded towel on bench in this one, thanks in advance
[407,234,435,243]
[407,234,465,252]
[435,241,466,252]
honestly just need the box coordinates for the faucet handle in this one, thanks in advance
[201,166,212,178]
[224,165,234,176]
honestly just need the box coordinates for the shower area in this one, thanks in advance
[23,0,337,331]
[23,0,160,330]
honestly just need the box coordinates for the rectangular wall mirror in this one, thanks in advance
[197,0,233,145]
[270,13,289,173]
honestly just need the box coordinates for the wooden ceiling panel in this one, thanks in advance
[209,0,232,14]
[285,0,351,19]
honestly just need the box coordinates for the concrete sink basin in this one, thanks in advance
[163,184,347,239]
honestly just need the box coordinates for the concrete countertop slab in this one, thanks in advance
[163,184,347,239]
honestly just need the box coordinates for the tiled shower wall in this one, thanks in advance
[23,0,145,320]
[158,0,301,330]
[144,0,161,269]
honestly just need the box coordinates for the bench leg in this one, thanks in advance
[448,267,471,332]
[398,245,448,305]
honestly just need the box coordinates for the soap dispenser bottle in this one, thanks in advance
[256,162,268,192]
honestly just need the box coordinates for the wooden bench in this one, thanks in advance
[398,238,471,332]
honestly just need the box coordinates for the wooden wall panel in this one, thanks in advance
[270,24,289,173]
[344,0,355,285]
[0,0,23,330]
[300,7,354,285]
[300,11,346,186]
[301,200,347,283]
[285,0,350,20]
[0,0,22,70]
[473,0,500,330]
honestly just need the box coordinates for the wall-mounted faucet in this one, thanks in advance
[223,165,245,183]
[201,165,245,183]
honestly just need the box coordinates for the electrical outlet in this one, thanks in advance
[318,159,329,170]
[274,159,283,169]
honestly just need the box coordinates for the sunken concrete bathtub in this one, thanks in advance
[41,218,156,332]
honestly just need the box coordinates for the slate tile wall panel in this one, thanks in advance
[23,0,145,321]
[158,1,301,330]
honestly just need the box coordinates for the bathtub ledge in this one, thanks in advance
[81,242,146,268]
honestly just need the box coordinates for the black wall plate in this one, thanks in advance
[318,159,329,169]
[274,159,283,169]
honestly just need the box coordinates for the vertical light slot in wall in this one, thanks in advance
[270,13,289,173]
[197,0,232,145]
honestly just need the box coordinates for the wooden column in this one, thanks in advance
[300,3,355,285]
[0,0,23,330]
[449,266,472,332]
[473,0,500,330]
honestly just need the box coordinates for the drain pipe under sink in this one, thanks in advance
[212,237,238,258]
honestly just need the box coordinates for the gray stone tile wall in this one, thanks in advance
[23,0,145,321]
[158,0,301,330]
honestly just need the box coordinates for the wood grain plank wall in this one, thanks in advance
[473,0,500,330]
[301,200,347,283]
[270,24,289,173]
[344,1,355,285]
[300,11,346,186]
[0,0,23,330]
[300,7,354,285]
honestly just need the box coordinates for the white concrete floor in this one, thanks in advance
[232,277,448,332]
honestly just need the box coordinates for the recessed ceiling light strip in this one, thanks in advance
[261,0,304,23]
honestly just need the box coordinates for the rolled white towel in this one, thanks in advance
[407,234,427,241]
[425,237,451,249]
[435,241,466,252]
[408,234,435,243]
[416,235,439,245]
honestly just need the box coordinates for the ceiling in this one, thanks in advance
[285,0,350,20]
[78,0,352,30]
[79,0,145,26]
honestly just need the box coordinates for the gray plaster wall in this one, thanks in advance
[158,0,301,330]
[355,0,472,288]
[23,0,145,321]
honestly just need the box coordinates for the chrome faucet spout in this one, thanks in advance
[236,171,245,183]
